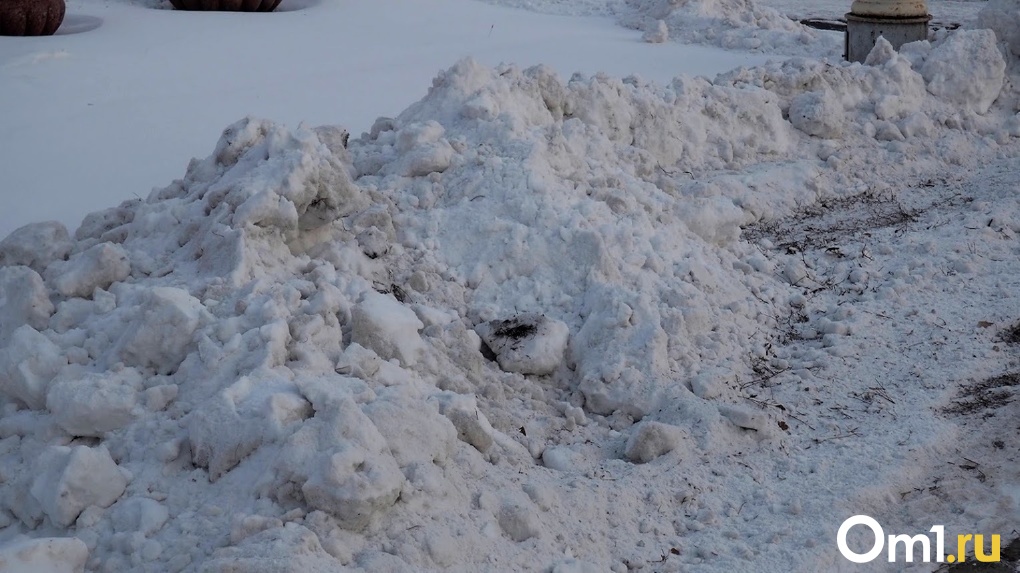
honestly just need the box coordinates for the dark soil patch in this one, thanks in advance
[942,372,1020,416]
[493,320,537,340]
[743,189,920,254]
[998,322,1020,346]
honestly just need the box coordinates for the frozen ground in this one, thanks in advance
[1,0,1020,572]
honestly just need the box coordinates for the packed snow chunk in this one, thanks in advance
[718,403,772,434]
[30,445,129,528]
[0,325,68,410]
[624,420,688,464]
[0,221,72,273]
[187,385,267,479]
[74,200,138,243]
[47,242,130,299]
[362,391,457,469]
[788,90,844,139]
[117,287,205,374]
[110,496,169,537]
[542,445,582,472]
[475,314,569,376]
[46,370,142,437]
[390,120,457,177]
[432,392,495,453]
[350,291,425,367]
[0,266,54,346]
[211,117,367,232]
[497,500,542,542]
[921,30,1006,114]
[271,398,403,530]
[0,536,88,573]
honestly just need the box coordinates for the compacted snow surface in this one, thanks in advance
[2,0,1020,572]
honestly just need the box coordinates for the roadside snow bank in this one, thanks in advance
[0,25,1018,572]
[620,0,839,57]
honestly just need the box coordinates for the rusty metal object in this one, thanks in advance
[0,0,66,36]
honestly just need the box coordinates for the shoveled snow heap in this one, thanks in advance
[2,18,1020,573]
[472,0,843,56]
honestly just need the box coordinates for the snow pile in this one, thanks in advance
[0,25,1018,572]
[618,0,840,56]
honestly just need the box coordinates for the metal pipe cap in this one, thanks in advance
[849,0,928,17]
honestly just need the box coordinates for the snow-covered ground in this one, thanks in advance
[1,0,1020,572]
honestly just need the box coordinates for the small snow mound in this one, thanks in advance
[475,313,569,375]
[620,0,838,56]
[624,420,688,463]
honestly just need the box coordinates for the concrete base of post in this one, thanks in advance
[844,12,931,63]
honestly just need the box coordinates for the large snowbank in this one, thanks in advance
[1,21,1019,572]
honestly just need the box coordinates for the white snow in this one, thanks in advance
[1,0,1020,571]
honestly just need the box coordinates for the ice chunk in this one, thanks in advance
[0,266,54,346]
[46,370,142,437]
[0,326,67,410]
[0,221,72,273]
[0,537,88,573]
[117,287,204,374]
[474,313,569,376]
[350,292,425,367]
[30,445,128,527]
[624,420,688,464]
[47,242,130,299]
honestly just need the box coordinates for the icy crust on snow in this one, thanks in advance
[0,26,1018,572]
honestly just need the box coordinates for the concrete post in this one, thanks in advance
[845,0,931,63]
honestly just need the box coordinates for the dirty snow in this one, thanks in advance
[2,0,1020,572]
